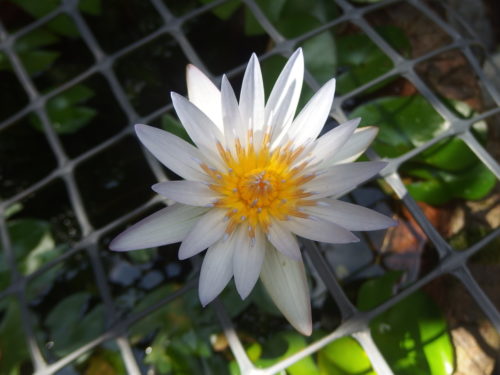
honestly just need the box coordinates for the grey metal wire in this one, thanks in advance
[0,0,498,374]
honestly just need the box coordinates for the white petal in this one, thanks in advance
[109,204,207,251]
[286,78,336,144]
[311,118,361,167]
[135,124,207,181]
[171,93,225,168]
[267,218,301,260]
[304,161,387,198]
[260,245,312,335]
[198,236,235,306]
[329,126,379,165]
[286,216,359,244]
[233,226,265,299]
[266,49,304,138]
[240,54,265,134]
[178,208,227,260]
[303,199,397,231]
[221,75,244,146]
[186,64,223,130]
[152,180,218,207]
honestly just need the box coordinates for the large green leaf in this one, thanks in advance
[405,162,497,205]
[357,273,454,375]
[350,95,446,158]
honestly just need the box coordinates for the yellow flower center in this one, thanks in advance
[200,133,316,239]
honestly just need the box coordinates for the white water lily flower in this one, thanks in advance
[110,49,396,335]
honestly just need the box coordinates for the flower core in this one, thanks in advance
[203,135,316,239]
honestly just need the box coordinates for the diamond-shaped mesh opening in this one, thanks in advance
[0,115,58,199]
[113,33,189,116]
[75,136,157,228]
[80,0,163,54]
[0,58,30,122]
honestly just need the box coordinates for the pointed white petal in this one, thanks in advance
[329,126,379,165]
[198,235,235,306]
[109,204,208,251]
[266,49,304,137]
[303,199,397,231]
[186,64,223,130]
[286,216,359,244]
[135,124,207,181]
[304,161,387,198]
[287,78,336,144]
[233,226,265,299]
[240,54,265,134]
[171,93,225,162]
[152,181,218,207]
[267,218,302,260]
[178,208,227,260]
[221,75,244,145]
[260,245,312,335]
[311,118,360,167]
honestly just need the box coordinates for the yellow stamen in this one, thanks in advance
[207,132,316,238]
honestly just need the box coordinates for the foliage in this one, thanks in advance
[357,273,454,375]
[351,96,496,204]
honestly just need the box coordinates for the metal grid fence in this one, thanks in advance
[0,0,499,374]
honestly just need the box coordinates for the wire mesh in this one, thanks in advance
[0,0,499,374]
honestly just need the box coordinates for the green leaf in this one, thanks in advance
[160,113,192,143]
[5,219,65,276]
[349,95,446,158]
[46,14,79,38]
[302,30,337,85]
[19,50,60,75]
[13,29,60,75]
[45,292,105,357]
[357,273,454,375]
[0,299,31,375]
[350,95,496,203]
[418,138,477,172]
[406,162,497,205]
[336,26,410,94]
[31,84,97,134]
[15,29,60,51]
[234,332,319,374]
[318,337,376,375]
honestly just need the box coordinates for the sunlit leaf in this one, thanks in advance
[318,337,376,375]
[357,273,454,375]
